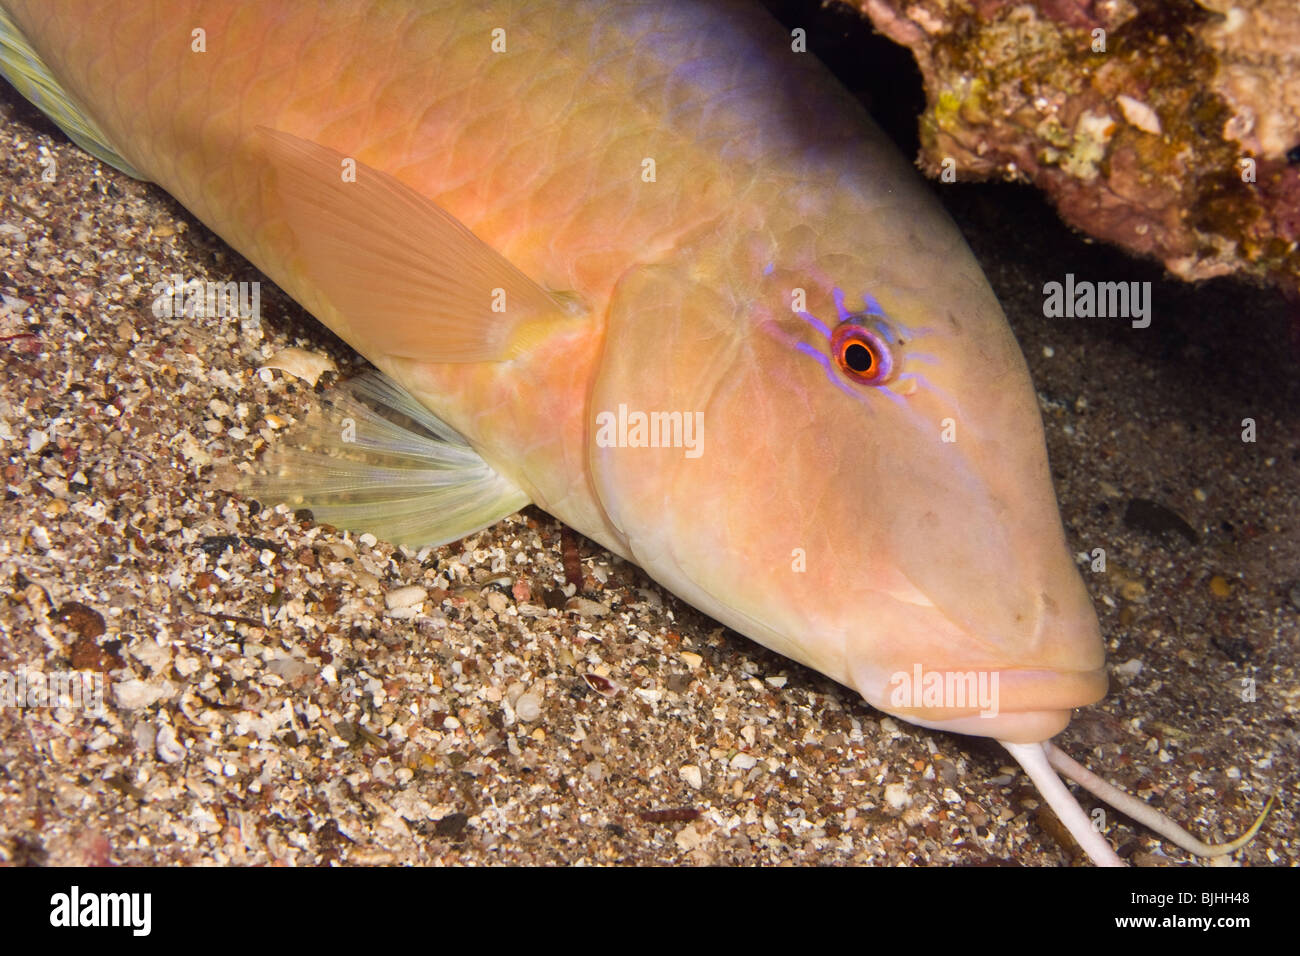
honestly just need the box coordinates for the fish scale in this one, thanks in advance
[0,0,1272,865]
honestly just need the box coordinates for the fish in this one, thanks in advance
[0,0,1271,865]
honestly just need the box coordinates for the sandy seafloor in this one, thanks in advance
[0,19,1296,867]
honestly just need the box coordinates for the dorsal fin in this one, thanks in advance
[256,126,581,364]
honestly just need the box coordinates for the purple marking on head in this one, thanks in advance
[795,342,865,402]
[874,382,911,409]
[831,287,853,322]
[763,262,775,276]
[865,316,932,349]
[785,287,951,412]
[795,310,833,340]
[858,291,887,317]
[830,288,895,328]
[896,322,936,340]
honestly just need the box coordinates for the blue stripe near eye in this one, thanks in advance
[874,382,911,409]
[857,291,887,318]
[832,287,851,320]
[785,286,946,410]
[795,342,865,403]
[795,310,833,339]
[831,287,889,323]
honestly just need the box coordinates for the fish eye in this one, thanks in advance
[831,322,894,386]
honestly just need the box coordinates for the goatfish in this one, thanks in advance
[0,0,1269,865]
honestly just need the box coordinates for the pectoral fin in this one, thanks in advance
[244,372,530,548]
[256,127,579,364]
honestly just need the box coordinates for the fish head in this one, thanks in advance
[589,226,1106,745]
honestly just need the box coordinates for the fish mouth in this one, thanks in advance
[861,664,1109,743]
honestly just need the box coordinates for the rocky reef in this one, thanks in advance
[845,0,1300,290]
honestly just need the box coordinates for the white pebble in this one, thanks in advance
[680,764,703,790]
[1114,658,1144,679]
[131,722,157,752]
[1117,94,1162,135]
[515,692,542,722]
[258,347,336,386]
[155,723,186,763]
[384,585,427,610]
[114,679,167,710]
[675,824,705,852]
[566,596,610,617]
[884,783,911,809]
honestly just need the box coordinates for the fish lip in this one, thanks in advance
[985,664,1109,712]
[861,664,1109,741]
[896,708,1075,744]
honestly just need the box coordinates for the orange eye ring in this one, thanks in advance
[830,323,894,386]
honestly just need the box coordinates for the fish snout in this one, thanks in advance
[846,595,1110,743]
[877,665,1110,743]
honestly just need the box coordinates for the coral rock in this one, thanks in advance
[845,0,1300,288]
